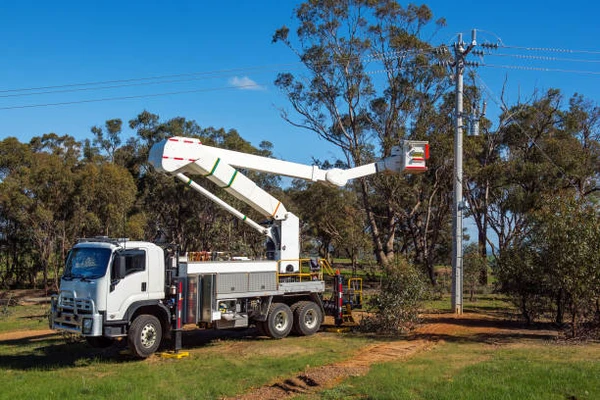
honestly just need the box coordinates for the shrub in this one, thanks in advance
[360,258,427,334]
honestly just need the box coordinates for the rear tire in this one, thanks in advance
[128,314,162,358]
[264,303,293,339]
[293,301,322,336]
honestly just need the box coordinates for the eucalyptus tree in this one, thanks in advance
[0,137,34,287]
[496,193,600,334]
[489,90,600,254]
[287,174,371,270]
[91,118,123,163]
[273,0,450,270]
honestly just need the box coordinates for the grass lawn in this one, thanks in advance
[317,341,600,400]
[2,295,600,400]
[0,304,369,400]
[0,303,50,333]
[423,293,515,315]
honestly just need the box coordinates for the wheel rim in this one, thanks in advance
[274,311,289,332]
[140,323,157,348]
[303,309,318,329]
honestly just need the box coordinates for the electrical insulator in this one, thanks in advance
[470,119,480,137]
[481,42,499,49]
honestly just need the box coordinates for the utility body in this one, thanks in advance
[50,136,428,357]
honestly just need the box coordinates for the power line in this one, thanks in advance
[0,83,263,110]
[482,63,600,76]
[0,64,297,95]
[501,44,600,55]
[0,47,439,100]
[2,39,599,111]
[0,72,276,99]
[487,53,600,64]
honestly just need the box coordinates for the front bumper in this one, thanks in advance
[49,292,103,336]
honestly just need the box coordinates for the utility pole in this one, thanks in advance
[452,30,476,315]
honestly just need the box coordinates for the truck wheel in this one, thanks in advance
[265,303,293,339]
[293,301,322,336]
[86,336,113,348]
[128,314,162,358]
[290,301,304,335]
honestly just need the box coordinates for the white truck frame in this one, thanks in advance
[50,136,428,358]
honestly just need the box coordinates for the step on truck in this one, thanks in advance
[50,136,428,358]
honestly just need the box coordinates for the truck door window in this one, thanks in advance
[118,249,146,276]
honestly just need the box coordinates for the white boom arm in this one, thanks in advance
[150,137,428,188]
[149,136,428,272]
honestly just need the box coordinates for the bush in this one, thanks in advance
[360,258,427,334]
[495,194,600,336]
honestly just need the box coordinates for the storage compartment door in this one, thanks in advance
[200,274,217,322]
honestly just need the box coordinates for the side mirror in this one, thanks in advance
[112,255,126,281]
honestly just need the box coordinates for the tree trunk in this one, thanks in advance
[359,179,391,268]
[426,257,437,286]
[555,289,564,325]
[521,295,532,325]
[478,220,488,285]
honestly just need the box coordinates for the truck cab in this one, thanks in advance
[50,238,167,342]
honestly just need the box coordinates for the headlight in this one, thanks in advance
[82,318,93,334]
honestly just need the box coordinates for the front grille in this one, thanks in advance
[59,293,94,314]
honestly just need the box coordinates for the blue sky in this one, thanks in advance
[1,0,599,165]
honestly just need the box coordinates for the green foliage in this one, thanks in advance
[496,193,600,336]
[0,134,139,289]
[463,243,488,301]
[495,245,551,324]
[481,90,600,256]
[360,257,427,334]
[287,180,371,265]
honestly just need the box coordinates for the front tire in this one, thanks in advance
[264,303,293,339]
[128,314,162,358]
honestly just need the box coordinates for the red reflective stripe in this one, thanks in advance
[162,156,196,162]
[177,281,183,329]
[425,144,430,159]
[168,138,179,142]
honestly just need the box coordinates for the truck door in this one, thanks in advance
[106,248,149,321]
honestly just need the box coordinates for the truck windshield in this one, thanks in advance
[64,247,112,279]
